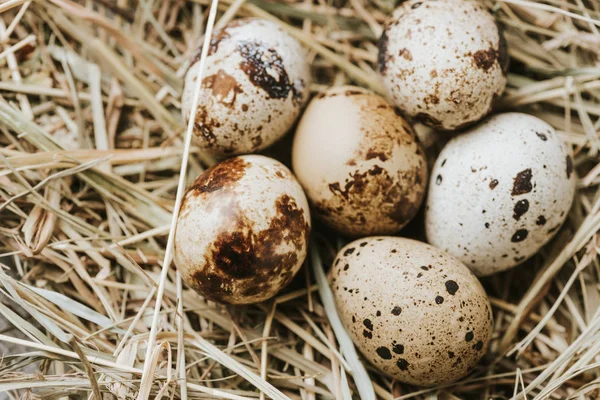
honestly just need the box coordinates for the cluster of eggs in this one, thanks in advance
[174,0,576,387]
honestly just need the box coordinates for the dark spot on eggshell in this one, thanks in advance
[424,93,440,105]
[512,169,533,196]
[187,157,249,195]
[513,199,529,220]
[536,132,548,141]
[188,192,309,303]
[391,306,402,316]
[365,149,389,162]
[536,215,547,226]
[472,48,498,71]
[202,69,244,108]
[238,41,301,104]
[475,340,484,351]
[377,28,390,75]
[435,296,444,304]
[511,229,528,242]
[445,280,459,295]
[398,48,412,61]
[448,351,455,359]
[376,346,392,360]
[344,247,355,256]
[411,2,422,9]
[363,329,373,339]
[489,179,498,190]
[566,155,573,178]
[363,319,373,331]
[465,331,474,342]
[343,264,349,271]
[436,175,443,185]
[360,242,368,247]
[392,343,404,354]
[192,106,222,148]
[397,358,409,371]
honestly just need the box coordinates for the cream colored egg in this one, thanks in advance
[332,237,493,386]
[292,86,427,236]
[174,155,311,304]
[378,0,508,130]
[182,18,311,156]
[425,113,576,276]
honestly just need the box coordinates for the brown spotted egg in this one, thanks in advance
[182,18,311,156]
[425,113,576,276]
[174,155,311,304]
[292,86,427,236]
[332,237,493,386]
[378,0,508,131]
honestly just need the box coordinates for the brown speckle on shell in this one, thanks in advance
[511,229,528,243]
[471,48,498,71]
[511,168,533,196]
[202,69,244,108]
[512,199,529,221]
[238,41,301,104]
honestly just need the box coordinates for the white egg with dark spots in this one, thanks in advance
[292,86,427,236]
[182,18,311,156]
[332,237,493,386]
[425,113,576,276]
[174,155,311,304]
[378,0,508,131]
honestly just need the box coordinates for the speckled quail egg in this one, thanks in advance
[378,0,508,131]
[174,155,311,304]
[425,113,576,276]
[292,86,427,236]
[182,18,311,156]
[332,237,493,386]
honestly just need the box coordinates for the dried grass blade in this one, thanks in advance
[309,245,375,400]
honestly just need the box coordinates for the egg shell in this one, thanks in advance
[182,18,311,156]
[378,0,508,131]
[425,113,576,276]
[174,155,311,304]
[332,237,493,386]
[292,86,428,236]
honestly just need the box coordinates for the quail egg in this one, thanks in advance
[425,113,576,276]
[378,0,508,130]
[332,237,493,386]
[182,18,311,156]
[174,155,311,304]
[292,86,427,236]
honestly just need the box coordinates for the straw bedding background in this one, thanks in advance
[0,0,599,399]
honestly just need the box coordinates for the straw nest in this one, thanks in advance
[0,0,599,399]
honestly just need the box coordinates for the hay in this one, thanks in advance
[0,0,599,399]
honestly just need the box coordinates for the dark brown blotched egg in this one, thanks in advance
[174,155,311,304]
[378,0,508,131]
[332,237,493,386]
[182,18,311,156]
[292,86,427,237]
